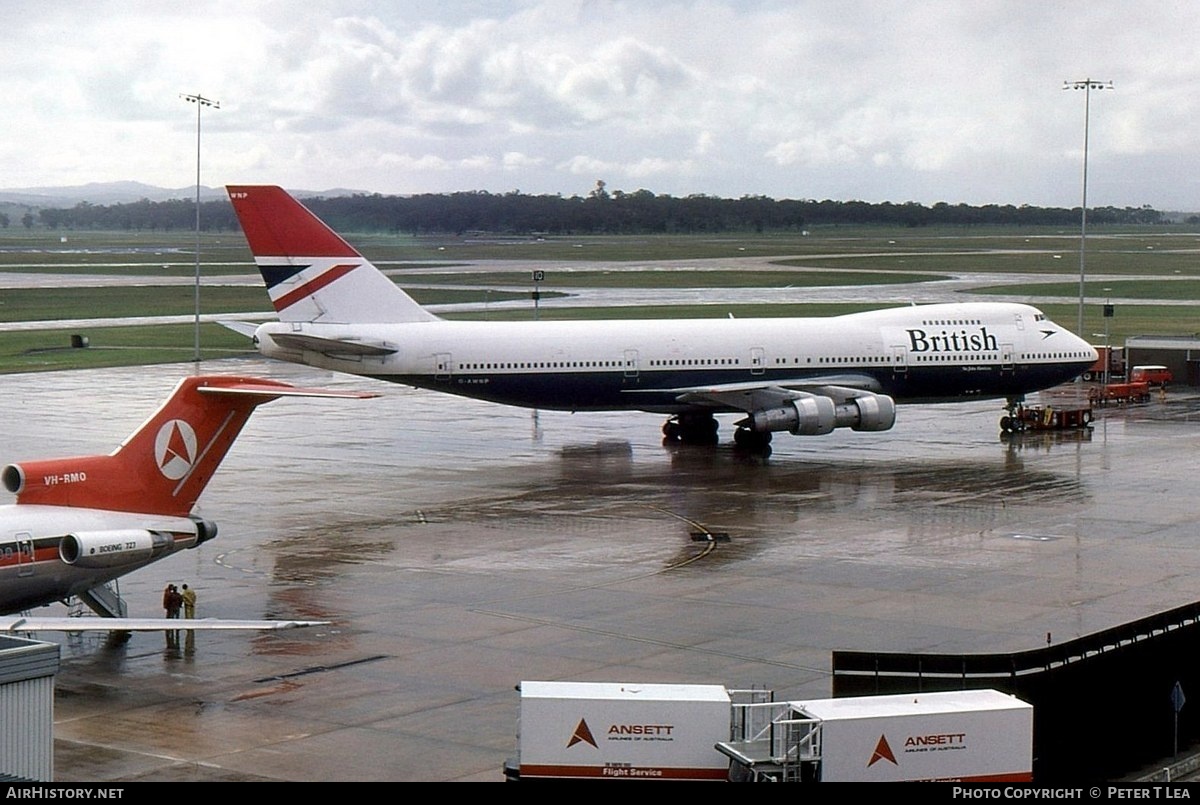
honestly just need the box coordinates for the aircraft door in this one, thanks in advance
[623,349,639,379]
[750,347,766,376]
[1001,343,1015,373]
[891,345,909,375]
[15,532,34,577]
[434,353,453,381]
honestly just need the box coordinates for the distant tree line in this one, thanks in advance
[30,182,1169,234]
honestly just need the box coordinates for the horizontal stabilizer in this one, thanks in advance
[219,320,260,338]
[198,382,381,400]
[0,616,331,632]
[266,331,399,357]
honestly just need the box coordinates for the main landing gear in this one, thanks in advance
[662,412,719,445]
[662,413,774,454]
[733,427,773,451]
[999,397,1020,433]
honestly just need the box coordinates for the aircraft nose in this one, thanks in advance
[1063,327,1096,360]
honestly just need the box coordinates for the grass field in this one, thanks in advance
[0,224,1196,374]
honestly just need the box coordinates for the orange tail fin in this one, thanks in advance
[2,375,376,517]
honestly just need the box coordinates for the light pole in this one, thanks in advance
[179,93,220,364]
[1102,291,1113,385]
[1063,78,1112,338]
[1092,289,1114,386]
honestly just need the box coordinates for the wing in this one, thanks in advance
[666,374,885,411]
[0,616,330,633]
[624,373,884,411]
[630,374,895,436]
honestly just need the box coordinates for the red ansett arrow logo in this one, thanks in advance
[567,718,598,749]
[869,734,898,767]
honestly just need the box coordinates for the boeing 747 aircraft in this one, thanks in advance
[225,185,1096,450]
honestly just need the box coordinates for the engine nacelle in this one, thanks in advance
[745,393,896,435]
[190,516,219,546]
[836,394,896,432]
[746,395,836,435]
[59,529,175,569]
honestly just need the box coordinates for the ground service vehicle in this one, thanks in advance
[505,681,734,780]
[1131,365,1172,387]
[1082,345,1125,381]
[717,688,1033,782]
[504,683,1033,782]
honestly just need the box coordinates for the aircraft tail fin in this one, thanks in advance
[2,375,377,517]
[227,185,438,325]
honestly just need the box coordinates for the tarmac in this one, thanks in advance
[9,358,1200,782]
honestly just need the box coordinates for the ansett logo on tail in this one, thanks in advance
[155,420,197,480]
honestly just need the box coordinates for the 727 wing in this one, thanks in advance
[0,616,329,633]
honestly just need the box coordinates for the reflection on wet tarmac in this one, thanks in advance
[18,361,1200,781]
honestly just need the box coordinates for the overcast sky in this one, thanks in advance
[2,0,1198,209]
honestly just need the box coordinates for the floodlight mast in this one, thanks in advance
[179,92,220,365]
[1063,78,1113,339]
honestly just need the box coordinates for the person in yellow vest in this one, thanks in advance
[181,584,197,619]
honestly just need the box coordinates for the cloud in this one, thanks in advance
[3,1,1200,208]
[502,151,543,170]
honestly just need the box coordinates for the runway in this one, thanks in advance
[11,358,1200,781]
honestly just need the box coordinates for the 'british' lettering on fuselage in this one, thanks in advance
[906,327,999,354]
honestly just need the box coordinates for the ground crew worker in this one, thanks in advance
[166,585,182,618]
[181,584,197,619]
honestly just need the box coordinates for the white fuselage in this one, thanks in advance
[0,505,201,614]
[254,301,1097,412]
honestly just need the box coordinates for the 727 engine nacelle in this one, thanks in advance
[59,529,175,569]
[745,392,896,435]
